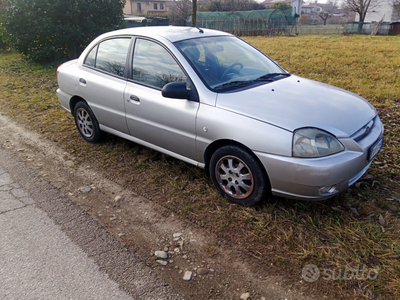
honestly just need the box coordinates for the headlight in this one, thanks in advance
[292,128,344,158]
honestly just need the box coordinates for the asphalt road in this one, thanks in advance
[0,146,183,300]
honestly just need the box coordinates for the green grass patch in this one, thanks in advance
[0,35,400,299]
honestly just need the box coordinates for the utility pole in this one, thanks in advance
[192,0,197,27]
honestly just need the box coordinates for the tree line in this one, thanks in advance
[0,0,392,62]
[0,0,125,62]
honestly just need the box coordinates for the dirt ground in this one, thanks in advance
[0,113,317,299]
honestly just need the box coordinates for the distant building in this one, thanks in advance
[124,0,167,15]
[300,4,314,14]
[331,9,347,18]
[301,2,336,15]
[363,0,400,22]
[261,0,303,15]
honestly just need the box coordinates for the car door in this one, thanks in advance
[80,37,132,134]
[124,38,199,160]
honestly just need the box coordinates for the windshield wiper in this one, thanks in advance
[213,80,255,90]
[214,73,290,90]
[255,73,291,81]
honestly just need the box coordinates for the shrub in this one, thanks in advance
[3,0,125,62]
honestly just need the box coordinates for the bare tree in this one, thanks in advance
[317,2,337,25]
[169,0,193,26]
[342,0,382,22]
[319,11,330,25]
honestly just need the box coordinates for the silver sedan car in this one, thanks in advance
[56,26,384,206]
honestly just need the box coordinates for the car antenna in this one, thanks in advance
[196,27,204,33]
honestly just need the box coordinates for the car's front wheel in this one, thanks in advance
[73,102,103,143]
[210,145,269,206]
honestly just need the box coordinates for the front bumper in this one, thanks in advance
[255,116,384,200]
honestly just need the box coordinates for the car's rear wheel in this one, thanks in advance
[73,102,102,143]
[210,145,269,206]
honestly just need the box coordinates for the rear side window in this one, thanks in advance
[84,38,131,77]
[84,46,97,67]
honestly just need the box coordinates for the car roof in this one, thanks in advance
[100,26,232,43]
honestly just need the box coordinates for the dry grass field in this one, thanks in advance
[0,34,399,299]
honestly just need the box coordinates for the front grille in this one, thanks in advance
[352,119,374,142]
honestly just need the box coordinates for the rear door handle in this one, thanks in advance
[79,78,86,85]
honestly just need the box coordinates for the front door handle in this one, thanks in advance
[128,95,140,104]
[79,78,86,85]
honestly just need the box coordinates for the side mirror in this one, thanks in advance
[162,82,190,99]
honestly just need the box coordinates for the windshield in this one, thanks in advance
[174,36,288,92]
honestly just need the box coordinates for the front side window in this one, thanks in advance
[132,39,186,89]
[84,38,131,77]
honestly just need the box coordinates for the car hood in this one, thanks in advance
[215,75,377,138]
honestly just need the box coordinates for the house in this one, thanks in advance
[363,0,400,22]
[331,9,347,18]
[261,0,303,15]
[124,0,167,15]
[301,2,335,15]
[301,5,314,14]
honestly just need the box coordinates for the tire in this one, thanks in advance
[209,145,269,206]
[73,102,103,143]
